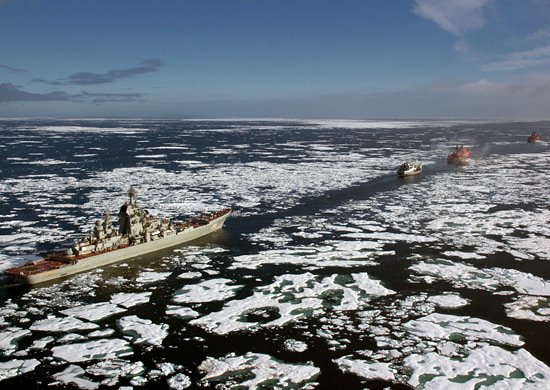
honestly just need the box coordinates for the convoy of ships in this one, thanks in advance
[2,130,544,286]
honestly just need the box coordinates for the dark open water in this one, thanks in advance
[0,119,548,389]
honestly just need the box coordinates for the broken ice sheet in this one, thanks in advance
[0,359,40,381]
[198,352,320,388]
[284,339,308,353]
[404,344,550,389]
[30,316,99,332]
[52,364,99,390]
[191,272,394,335]
[403,313,523,347]
[86,359,146,387]
[409,259,550,296]
[230,240,381,270]
[110,292,152,308]
[0,327,31,355]
[61,302,126,322]
[334,355,395,382]
[505,295,550,322]
[51,338,133,362]
[117,315,169,346]
[173,278,242,304]
[135,271,172,284]
[426,293,470,309]
[166,305,200,319]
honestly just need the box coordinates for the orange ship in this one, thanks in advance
[447,145,470,164]
[527,132,541,143]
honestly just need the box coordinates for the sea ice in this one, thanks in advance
[167,373,192,389]
[0,358,40,381]
[426,294,470,308]
[166,305,200,319]
[86,359,146,386]
[504,296,550,322]
[51,338,133,362]
[110,292,152,308]
[283,339,308,353]
[191,272,394,334]
[177,271,202,279]
[409,259,550,296]
[52,365,98,390]
[0,327,31,355]
[30,316,99,332]
[173,278,241,304]
[334,355,395,382]
[403,313,523,347]
[135,271,172,283]
[117,315,169,346]
[198,352,320,388]
[404,344,550,389]
[61,302,126,322]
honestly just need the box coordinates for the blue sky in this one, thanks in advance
[1,0,550,119]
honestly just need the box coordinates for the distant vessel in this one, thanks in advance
[447,145,470,164]
[527,132,541,143]
[5,188,231,285]
[397,162,422,177]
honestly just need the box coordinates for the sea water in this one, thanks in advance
[0,118,548,389]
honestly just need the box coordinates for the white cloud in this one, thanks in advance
[483,45,550,71]
[453,72,550,97]
[526,27,550,41]
[413,0,492,36]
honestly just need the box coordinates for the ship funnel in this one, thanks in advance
[128,187,137,205]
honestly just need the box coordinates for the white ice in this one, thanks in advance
[198,352,320,388]
[334,355,395,381]
[403,313,523,347]
[0,359,40,381]
[117,315,169,346]
[404,344,550,389]
[110,292,152,308]
[173,278,241,304]
[61,302,126,322]
[30,316,99,332]
[51,338,133,362]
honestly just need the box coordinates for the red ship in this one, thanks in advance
[527,132,541,143]
[447,145,470,164]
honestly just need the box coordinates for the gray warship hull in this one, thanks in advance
[7,210,230,285]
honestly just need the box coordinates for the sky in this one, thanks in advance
[1,0,550,119]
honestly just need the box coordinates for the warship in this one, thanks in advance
[5,188,231,285]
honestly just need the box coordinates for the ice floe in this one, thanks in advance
[404,344,550,389]
[110,292,152,308]
[52,365,99,390]
[173,278,241,304]
[51,338,133,362]
[61,302,127,322]
[30,316,99,332]
[403,313,523,347]
[334,355,395,382]
[410,259,550,296]
[0,359,40,381]
[166,305,200,319]
[284,339,308,353]
[117,315,169,346]
[198,352,320,388]
[86,359,146,387]
[426,293,470,308]
[191,272,394,334]
[505,295,550,321]
[0,328,31,355]
[135,271,172,283]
